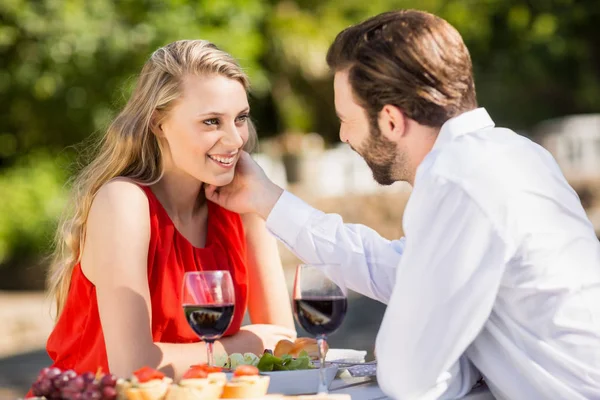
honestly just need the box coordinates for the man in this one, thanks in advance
[206,10,600,400]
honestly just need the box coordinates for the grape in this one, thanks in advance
[61,387,82,400]
[53,372,71,389]
[63,393,83,400]
[81,371,96,384]
[38,367,51,380]
[64,369,78,379]
[31,381,42,396]
[83,389,102,400]
[102,386,117,399]
[86,380,101,392]
[46,367,62,380]
[100,373,118,388]
[48,389,63,400]
[32,367,121,400]
[70,375,86,391]
[38,378,53,395]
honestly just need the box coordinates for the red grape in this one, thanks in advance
[86,380,101,392]
[61,386,82,399]
[83,389,102,400]
[46,367,62,380]
[38,378,53,395]
[31,366,123,400]
[53,372,71,389]
[81,371,96,384]
[38,367,51,379]
[64,369,78,379]
[102,385,117,399]
[31,381,43,396]
[100,373,117,387]
[70,375,86,391]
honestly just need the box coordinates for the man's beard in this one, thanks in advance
[357,123,406,186]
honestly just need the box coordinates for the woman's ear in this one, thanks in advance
[149,111,164,137]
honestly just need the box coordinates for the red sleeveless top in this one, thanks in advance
[45,185,248,373]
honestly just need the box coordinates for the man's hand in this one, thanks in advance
[205,151,284,219]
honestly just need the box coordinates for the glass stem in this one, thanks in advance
[206,340,215,366]
[317,335,328,394]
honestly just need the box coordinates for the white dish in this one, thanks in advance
[263,364,338,395]
[225,364,338,396]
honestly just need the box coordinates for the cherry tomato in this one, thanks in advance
[189,364,223,374]
[234,365,259,377]
[182,366,209,380]
[133,366,165,383]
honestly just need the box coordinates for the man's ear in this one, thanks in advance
[149,111,164,137]
[378,104,406,141]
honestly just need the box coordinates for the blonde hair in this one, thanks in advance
[48,40,256,318]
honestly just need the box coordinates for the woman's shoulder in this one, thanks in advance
[81,178,153,283]
[90,178,151,222]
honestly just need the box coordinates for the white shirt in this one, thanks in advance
[266,108,600,400]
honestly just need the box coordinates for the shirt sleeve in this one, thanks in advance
[266,191,406,304]
[376,176,507,399]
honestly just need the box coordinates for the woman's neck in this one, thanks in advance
[151,168,206,222]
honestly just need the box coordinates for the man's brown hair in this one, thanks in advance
[327,10,477,128]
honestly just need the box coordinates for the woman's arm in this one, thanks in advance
[242,213,295,330]
[81,180,293,379]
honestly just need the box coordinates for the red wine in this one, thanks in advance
[183,304,235,341]
[294,297,347,336]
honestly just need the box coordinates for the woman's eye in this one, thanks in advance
[236,114,249,123]
[203,118,220,126]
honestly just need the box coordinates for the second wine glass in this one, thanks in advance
[293,264,348,394]
[182,270,235,366]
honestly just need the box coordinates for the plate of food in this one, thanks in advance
[117,364,280,400]
[28,364,278,400]
[27,338,338,399]
[219,338,339,396]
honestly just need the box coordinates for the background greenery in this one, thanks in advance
[1,0,599,284]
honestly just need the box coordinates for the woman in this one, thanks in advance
[44,40,296,380]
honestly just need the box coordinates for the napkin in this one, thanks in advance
[325,349,367,363]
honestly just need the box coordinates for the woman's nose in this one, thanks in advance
[223,125,245,149]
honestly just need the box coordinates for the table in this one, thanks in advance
[329,377,495,400]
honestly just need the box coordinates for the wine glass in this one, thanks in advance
[293,264,348,394]
[182,271,235,366]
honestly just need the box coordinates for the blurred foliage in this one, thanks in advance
[0,151,69,265]
[0,0,599,270]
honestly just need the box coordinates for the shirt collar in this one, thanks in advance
[432,107,495,151]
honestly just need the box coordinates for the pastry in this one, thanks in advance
[221,365,270,399]
[116,366,172,400]
[165,365,225,400]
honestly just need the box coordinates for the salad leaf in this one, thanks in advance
[256,352,278,371]
[214,352,230,368]
[228,352,260,369]
[256,350,314,372]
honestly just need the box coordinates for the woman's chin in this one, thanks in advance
[204,174,234,188]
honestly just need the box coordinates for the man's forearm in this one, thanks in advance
[265,191,405,303]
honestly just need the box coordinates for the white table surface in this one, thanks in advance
[329,377,495,400]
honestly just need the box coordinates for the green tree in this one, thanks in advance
[1,0,599,275]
